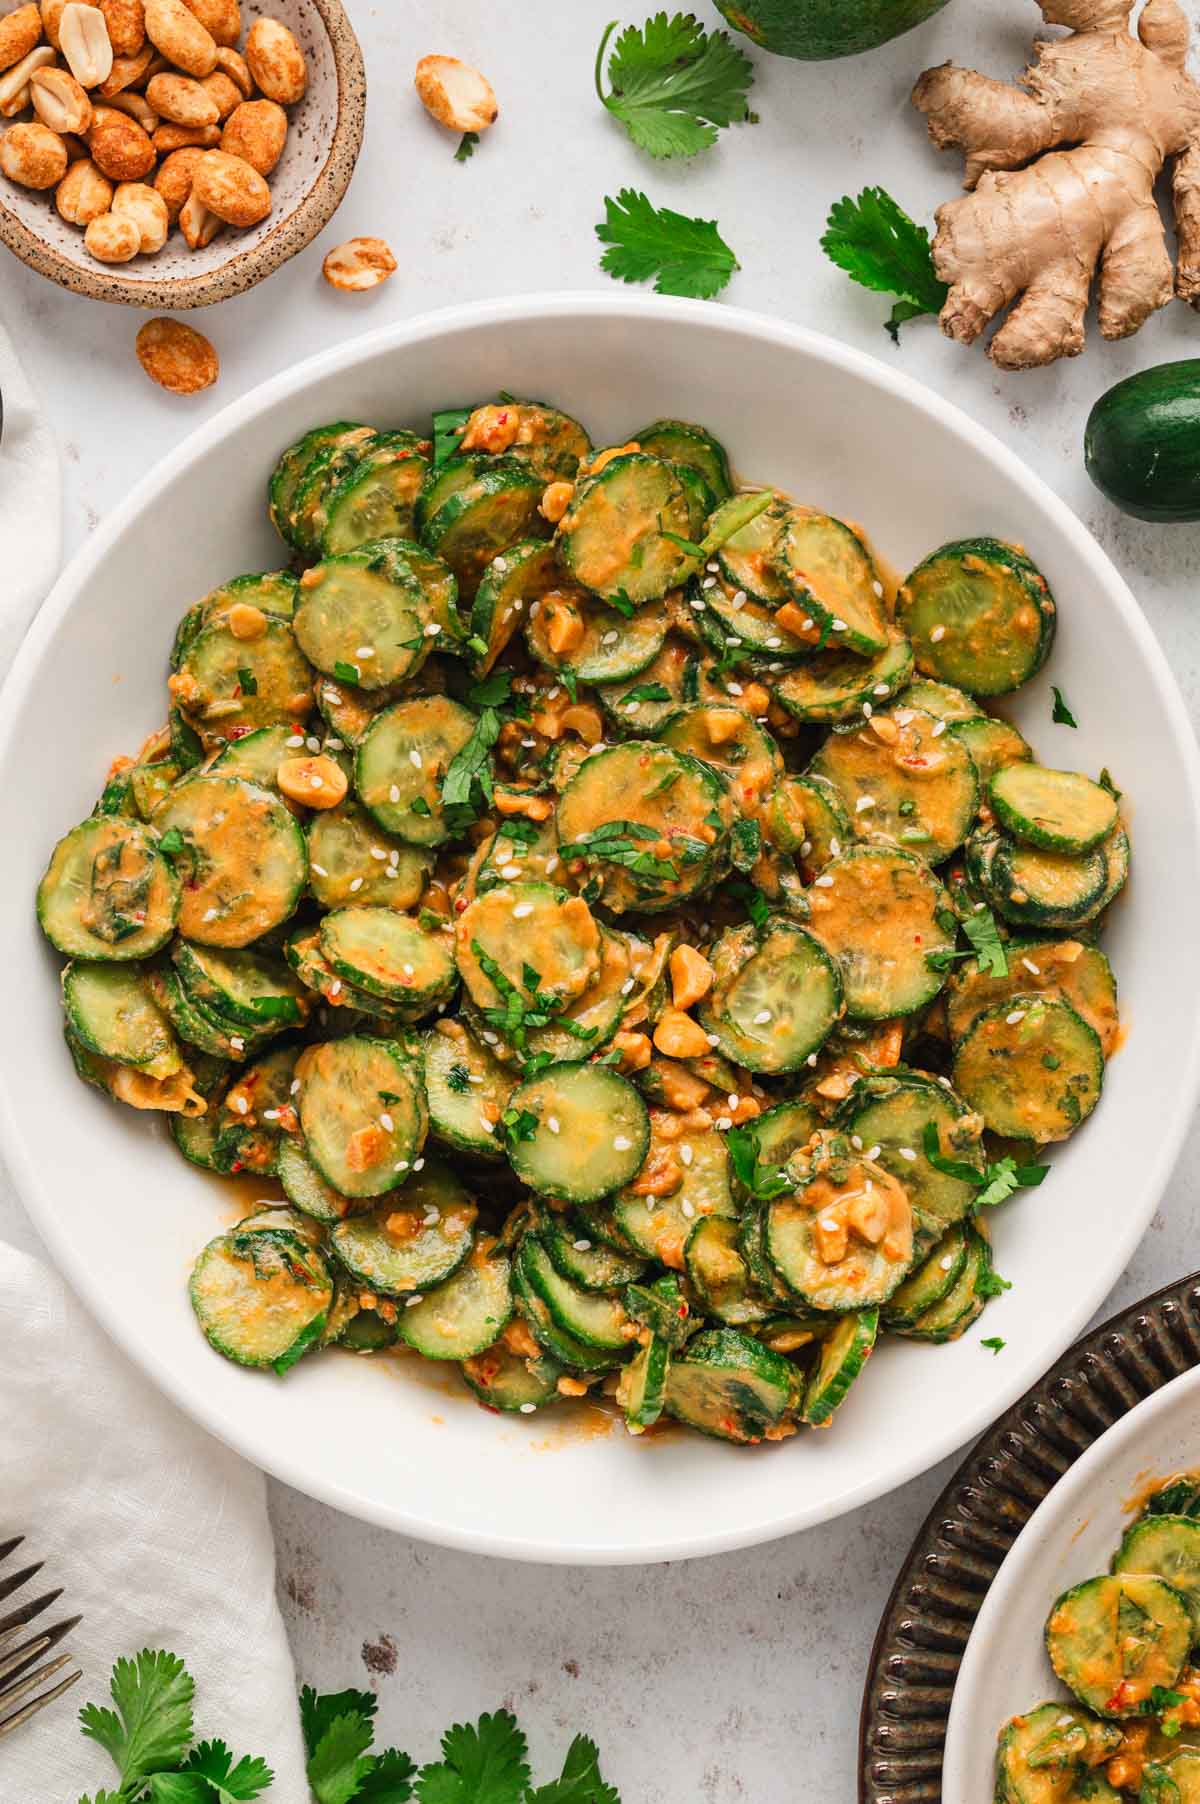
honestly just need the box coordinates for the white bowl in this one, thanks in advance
[944,1362,1200,1798]
[3,293,1199,1565]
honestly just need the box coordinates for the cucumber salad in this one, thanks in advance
[36,397,1129,1444]
[995,1476,1200,1801]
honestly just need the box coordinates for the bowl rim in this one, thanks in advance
[4,291,1200,1560]
[0,0,365,310]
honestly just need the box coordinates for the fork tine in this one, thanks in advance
[0,1538,24,1566]
[0,1563,43,1608]
[0,1667,82,1740]
[0,1587,62,1647]
[0,1617,81,1688]
[0,1654,75,1714]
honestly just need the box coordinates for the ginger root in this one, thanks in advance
[912,0,1200,369]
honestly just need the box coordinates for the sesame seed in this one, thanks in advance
[402,963,414,976]
[405,1294,424,1308]
[232,1095,249,1114]
[613,1135,632,1151]
[370,847,388,861]
[547,686,561,701]
[932,721,947,738]
[862,702,873,718]
[873,684,890,697]
[851,1135,863,1150]
[680,1144,694,1166]
[930,625,946,642]
[940,1255,954,1271]
[727,1093,740,1110]
[706,560,720,573]
[937,1075,953,1090]
[620,978,636,995]
[389,784,400,803]
[521,737,537,748]
[1022,958,1041,975]
[898,1147,917,1161]
[349,877,363,891]
[424,623,441,637]
[327,737,344,751]
[325,687,342,704]
[819,1217,837,1233]
[230,1036,245,1052]
[492,556,508,573]
[547,1116,561,1135]
[310,775,324,791]
[356,645,374,659]
[753,1009,771,1024]
[765,636,782,648]
[829,838,841,855]
[290,1078,301,1095]
[380,1112,394,1132]
[395,1159,409,1172]
[574,1238,592,1252]
[519,1402,537,1414]
[701,576,717,590]
[806,1053,818,1067]
[479,1118,495,1134]
[202,906,218,922]
[872,580,884,597]
[706,1033,720,1047]
[690,598,705,612]
[388,850,399,866]
[1006,1010,1025,1025]
[727,636,742,647]
[715,1116,732,1131]
[412,1158,425,1172]
[855,797,875,813]
[800,840,813,857]
[425,1209,440,1225]
[500,864,521,879]
[801,618,814,631]
[815,874,834,888]
[286,734,304,748]
[731,591,747,610]
[601,631,619,645]
[409,749,423,769]
[727,682,743,696]
[513,903,533,919]
[481,1031,499,1045]
[330,980,342,997]
[895,709,915,725]
[545,856,560,874]
[832,619,848,632]
[866,1145,881,1160]
[468,1074,484,1085]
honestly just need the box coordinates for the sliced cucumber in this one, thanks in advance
[355,695,477,847]
[148,963,260,1061]
[898,537,1056,695]
[699,921,842,1073]
[900,680,983,724]
[319,907,456,1014]
[331,1177,477,1296]
[207,723,297,795]
[455,881,601,1016]
[173,617,313,748]
[802,1308,878,1426]
[1138,1754,1200,1803]
[953,995,1103,1143]
[655,704,781,807]
[995,1703,1121,1804]
[614,1127,736,1262]
[773,507,888,656]
[695,573,813,664]
[967,829,1108,931]
[38,816,179,961]
[990,765,1120,855]
[461,1340,564,1412]
[1046,1573,1191,1718]
[623,1272,696,1349]
[716,498,791,606]
[771,633,914,726]
[951,713,1032,785]
[189,1225,332,1374]
[632,418,732,501]
[510,1246,626,1372]
[291,430,381,558]
[664,1326,798,1443]
[307,801,432,911]
[763,774,850,881]
[842,1071,983,1242]
[741,1098,823,1174]
[268,421,372,548]
[276,1136,357,1225]
[170,1079,232,1169]
[62,962,180,1077]
[598,635,694,736]
[618,1333,670,1430]
[459,399,590,482]
[293,542,436,691]
[320,438,430,556]
[297,1035,427,1197]
[504,1063,650,1204]
[423,462,546,599]
[399,1244,513,1359]
[685,1216,772,1326]
[541,1211,646,1291]
[469,538,562,675]
[945,937,1119,1058]
[881,1221,969,1328]
[152,777,307,949]
[1113,1515,1200,1638]
[210,1044,301,1176]
[526,588,668,685]
[520,1235,631,1351]
[805,847,955,1020]
[557,453,691,605]
[423,1023,513,1158]
[809,707,979,862]
[171,941,309,1030]
[766,1155,914,1311]
[892,1221,994,1343]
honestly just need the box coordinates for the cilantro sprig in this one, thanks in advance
[727,1124,792,1203]
[1051,686,1078,728]
[925,905,1009,980]
[594,13,754,159]
[922,1122,1048,1210]
[471,939,598,1060]
[821,187,948,343]
[440,672,514,832]
[597,188,738,299]
[78,1648,271,1803]
[567,819,682,883]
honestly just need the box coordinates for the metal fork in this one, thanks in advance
[0,1537,82,1741]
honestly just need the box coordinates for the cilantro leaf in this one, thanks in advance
[300,1688,378,1760]
[595,12,754,159]
[526,1733,621,1803]
[1099,767,1122,801]
[181,1738,274,1802]
[920,1122,1048,1206]
[308,1711,378,1804]
[467,671,512,708]
[961,907,1008,979]
[976,1266,1012,1300]
[236,667,257,696]
[727,1124,791,1203]
[980,1336,1005,1355]
[416,1710,530,1804]
[333,660,361,684]
[79,1650,195,1787]
[454,131,478,162]
[144,1777,212,1803]
[501,1106,540,1144]
[358,1747,419,1800]
[441,704,502,825]
[1051,685,1078,728]
[619,683,672,706]
[157,826,185,861]
[821,188,948,341]
[597,188,738,300]
[432,407,471,470]
[445,1062,473,1095]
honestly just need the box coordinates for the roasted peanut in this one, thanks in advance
[277,755,346,809]
[96,41,153,93]
[89,109,152,176]
[212,42,248,95]
[30,65,93,133]
[669,944,714,1010]
[198,65,236,116]
[135,315,218,392]
[152,139,199,216]
[112,175,165,247]
[612,1029,653,1073]
[84,206,138,257]
[414,54,497,133]
[0,119,68,186]
[151,117,214,149]
[177,180,218,244]
[243,16,303,103]
[0,5,43,74]
[146,69,216,123]
[59,3,113,87]
[143,0,214,76]
[40,0,67,48]
[191,144,265,222]
[0,43,55,114]
[539,480,573,524]
[322,235,397,292]
[180,0,237,46]
[97,0,141,54]
[106,87,155,128]
[652,1008,712,1060]
[0,81,29,118]
[227,601,266,639]
[218,94,283,170]
[55,151,111,219]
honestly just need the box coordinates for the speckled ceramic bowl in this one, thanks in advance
[0,0,364,308]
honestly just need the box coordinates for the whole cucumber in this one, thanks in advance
[1084,360,1200,523]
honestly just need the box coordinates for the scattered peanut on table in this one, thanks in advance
[322,233,396,293]
[134,314,218,393]
[0,0,308,268]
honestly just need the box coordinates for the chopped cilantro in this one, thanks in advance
[333,660,361,684]
[1051,685,1078,728]
[454,129,478,162]
[236,666,257,696]
[980,1336,1005,1355]
[431,406,471,470]
[921,1122,1048,1208]
[619,682,672,706]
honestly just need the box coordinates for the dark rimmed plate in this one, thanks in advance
[859,1273,1200,1803]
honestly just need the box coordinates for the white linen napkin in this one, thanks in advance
[0,319,310,1801]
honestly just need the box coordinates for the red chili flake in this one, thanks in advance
[914,934,922,945]
[454,897,468,913]
[678,1304,689,1318]
[227,725,250,741]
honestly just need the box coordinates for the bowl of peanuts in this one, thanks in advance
[0,0,365,306]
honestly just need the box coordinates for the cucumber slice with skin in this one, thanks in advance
[967,829,1108,931]
[900,679,983,723]
[699,921,842,1074]
[297,1035,427,1197]
[802,1308,878,1426]
[809,707,980,863]
[945,937,1119,1057]
[212,1044,301,1176]
[461,1340,565,1412]
[290,430,380,557]
[766,1155,915,1311]
[632,418,733,501]
[526,590,668,685]
[842,1071,983,1242]
[664,1327,798,1444]
[293,542,435,691]
[276,1135,359,1224]
[990,765,1120,855]
[319,907,456,1012]
[615,1127,736,1263]
[995,1703,1121,1804]
[655,704,782,809]
[510,1251,627,1372]
[521,1236,631,1350]
[38,817,179,961]
[1138,1754,1200,1803]
[320,438,430,556]
[541,1212,646,1291]
[62,962,181,1077]
[623,1273,696,1349]
[399,1243,513,1359]
[148,963,262,1061]
[772,507,888,656]
[898,537,1056,696]
[557,453,692,605]
[207,723,299,795]
[307,801,432,910]
[174,572,299,672]
[741,1098,823,1174]
[424,463,546,600]
[268,421,372,547]
[771,633,915,726]
[173,617,314,748]
[355,695,477,847]
[954,994,1103,1143]
[893,1222,993,1342]
[153,777,307,949]
[717,498,791,605]
[1046,1574,1192,1718]
[171,940,309,1030]
[618,1333,671,1430]
[423,1023,514,1159]
[1113,1516,1200,1639]
[469,538,562,675]
[685,1216,772,1326]
[599,635,692,736]
[950,712,1032,785]
[170,1078,232,1170]
[695,573,813,663]
[881,1222,969,1328]
[454,881,601,1015]
[505,1063,650,1204]
[459,399,591,483]
[190,1225,332,1374]
[763,774,850,881]
[805,846,955,1020]
[556,740,735,914]
[331,1181,477,1297]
